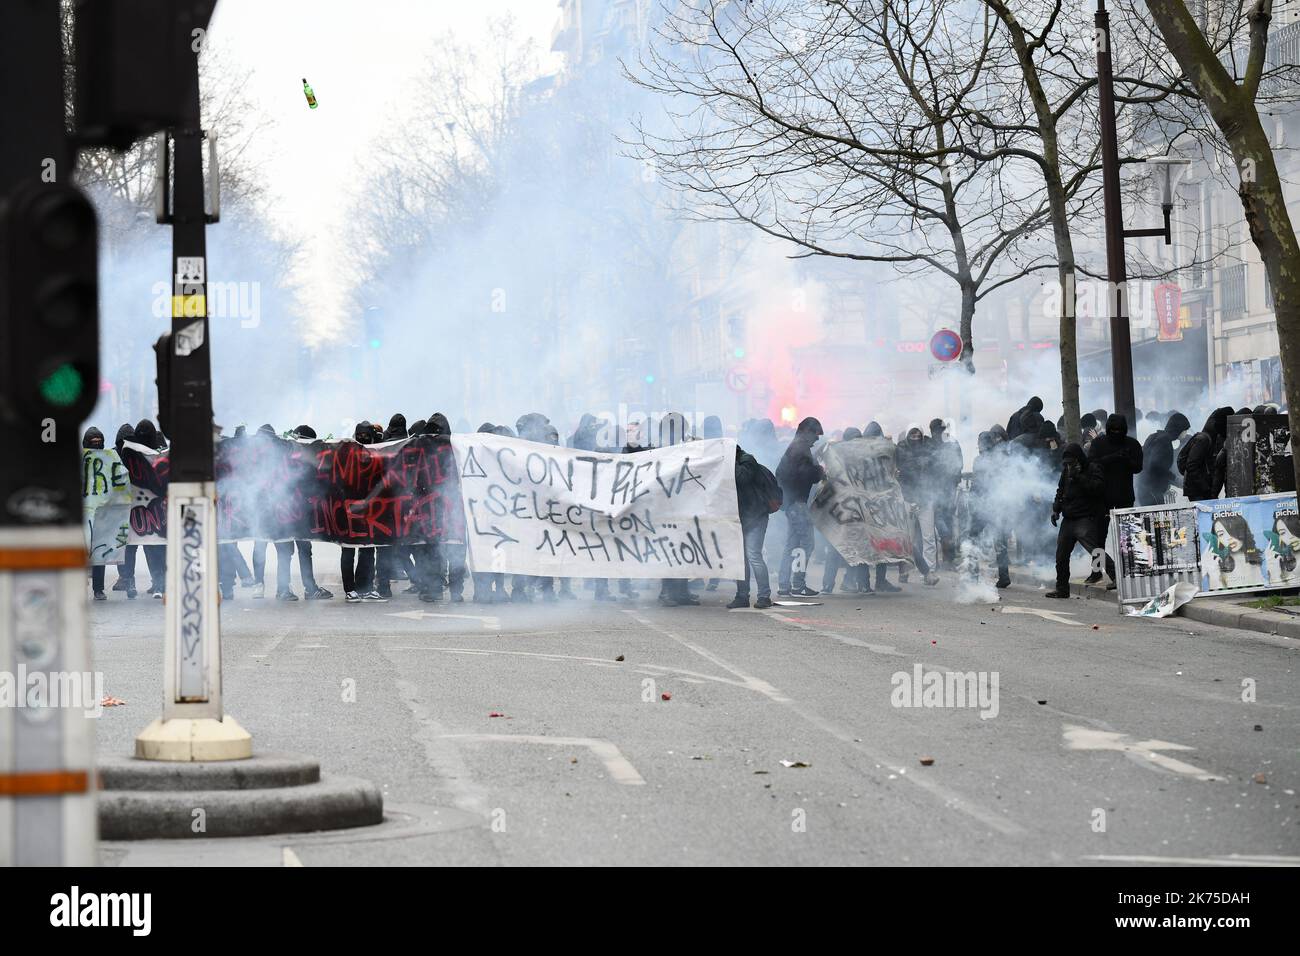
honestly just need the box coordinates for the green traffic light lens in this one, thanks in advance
[39,363,84,407]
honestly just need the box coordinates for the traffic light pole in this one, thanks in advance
[0,1,97,866]
[134,0,250,761]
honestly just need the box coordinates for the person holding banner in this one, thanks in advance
[83,427,109,601]
[133,418,168,598]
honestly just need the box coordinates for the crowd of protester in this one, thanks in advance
[82,395,1285,607]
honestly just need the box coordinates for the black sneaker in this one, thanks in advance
[726,596,749,609]
[875,580,901,593]
[277,590,299,601]
[93,591,106,602]
[754,597,774,609]
[777,588,792,597]
[791,587,820,597]
[1044,589,1070,599]
[306,587,334,600]
[1084,571,1103,585]
[995,577,1011,589]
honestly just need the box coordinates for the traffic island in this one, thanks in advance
[97,753,384,840]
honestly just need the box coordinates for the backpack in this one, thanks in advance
[754,461,783,513]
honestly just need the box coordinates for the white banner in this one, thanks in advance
[452,434,743,579]
[82,448,132,564]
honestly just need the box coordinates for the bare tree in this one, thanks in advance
[1146,0,1300,488]
[631,0,1066,374]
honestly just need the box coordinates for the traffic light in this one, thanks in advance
[0,180,100,426]
[73,0,218,149]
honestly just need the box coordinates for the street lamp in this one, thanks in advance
[1095,0,1190,428]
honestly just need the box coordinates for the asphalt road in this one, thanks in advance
[89,545,1300,866]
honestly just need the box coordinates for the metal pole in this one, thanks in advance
[0,0,96,866]
[135,0,249,760]
[1097,0,1137,426]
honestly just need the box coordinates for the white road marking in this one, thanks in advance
[282,846,304,867]
[387,610,501,630]
[1083,854,1300,867]
[1062,724,1224,781]
[386,645,752,690]
[295,643,327,649]
[755,608,901,655]
[390,677,492,817]
[249,625,294,659]
[441,734,645,785]
[624,611,1025,836]
[995,606,1085,626]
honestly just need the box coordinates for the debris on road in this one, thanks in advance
[780,760,810,768]
[919,756,935,766]
[1253,772,1267,784]
[661,692,672,701]
[100,696,126,707]
[1254,724,1263,731]
[488,712,507,718]
[615,655,624,661]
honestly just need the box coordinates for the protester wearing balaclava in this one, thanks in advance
[1178,406,1233,501]
[775,417,825,596]
[1085,414,1143,587]
[1006,396,1044,441]
[1136,411,1190,506]
[702,415,723,440]
[1046,443,1111,598]
[384,413,407,441]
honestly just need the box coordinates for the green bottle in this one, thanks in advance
[303,78,318,109]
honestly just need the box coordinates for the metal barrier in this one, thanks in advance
[1110,503,1202,610]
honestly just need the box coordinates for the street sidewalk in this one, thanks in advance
[1064,575,1300,640]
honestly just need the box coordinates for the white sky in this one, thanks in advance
[203,0,562,340]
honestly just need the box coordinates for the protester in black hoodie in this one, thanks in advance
[1007,396,1044,440]
[1086,413,1143,586]
[1137,412,1190,505]
[776,417,825,596]
[1047,443,1111,598]
[728,445,779,609]
[131,419,168,597]
[286,425,331,600]
[340,422,386,603]
[1178,406,1233,501]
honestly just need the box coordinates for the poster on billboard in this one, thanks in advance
[1196,493,1300,594]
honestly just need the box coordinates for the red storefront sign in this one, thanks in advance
[1155,282,1182,342]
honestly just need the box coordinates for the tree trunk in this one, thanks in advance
[959,281,977,374]
[987,2,1082,444]
[1146,0,1300,492]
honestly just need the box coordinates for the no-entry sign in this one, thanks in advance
[930,329,962,363]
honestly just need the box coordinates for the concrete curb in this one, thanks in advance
[1065,578,1300,640]
[98,775,384,840]
[99,752,320,792]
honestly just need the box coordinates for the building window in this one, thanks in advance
[1221,263,1246,319]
